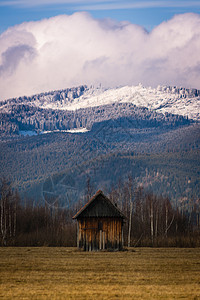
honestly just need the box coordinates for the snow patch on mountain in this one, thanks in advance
[41,128,89,134]
[66,128,89,133]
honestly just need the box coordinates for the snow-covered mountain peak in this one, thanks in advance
[1,84,200,120]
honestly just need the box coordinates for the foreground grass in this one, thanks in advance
[0,247,200,299]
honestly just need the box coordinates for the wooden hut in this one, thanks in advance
[72,190,126,251]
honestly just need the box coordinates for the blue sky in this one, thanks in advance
[0,0,200,33]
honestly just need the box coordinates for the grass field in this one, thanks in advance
[0,247,200,299]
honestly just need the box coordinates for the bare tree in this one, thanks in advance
[163,197,174,238]
[146,194,155,245]
[0,178,18,246]
[127,176,135,247]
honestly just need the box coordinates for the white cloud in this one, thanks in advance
[0,12,200,100]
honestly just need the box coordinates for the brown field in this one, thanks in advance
[0,247,200,299]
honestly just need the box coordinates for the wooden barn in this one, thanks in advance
[72,190,126,251]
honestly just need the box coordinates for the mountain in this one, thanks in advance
[0,84,200,138]
[0,84,199,207]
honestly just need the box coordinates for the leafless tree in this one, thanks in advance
[126,176,135,247]
[0,178,18,246]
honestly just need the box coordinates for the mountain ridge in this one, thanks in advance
[1,84,200,119]
[0,84,199,205]
[0,84,199,139]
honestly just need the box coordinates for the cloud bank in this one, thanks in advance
[0,12,200,100]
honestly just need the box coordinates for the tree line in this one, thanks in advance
[0,177,199,247]
[109,177,200,247]
[0,178,77,246]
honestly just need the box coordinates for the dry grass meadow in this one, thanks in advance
[0,247,200,299]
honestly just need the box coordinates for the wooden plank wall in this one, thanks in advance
[78,217,123,251]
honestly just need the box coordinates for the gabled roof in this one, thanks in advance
[72,190,126,219]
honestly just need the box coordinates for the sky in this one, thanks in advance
[1,0,200,33]
[0,1,200,99]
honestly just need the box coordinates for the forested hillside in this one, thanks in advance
[0,102,192,138]
[0,84,199,209]
[0,122,199,205]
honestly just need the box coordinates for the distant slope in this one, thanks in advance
[0,84,199,205]
[0,121,199,203]
[0,100,194,139]
[14,148,200,207]
[1,84,200,120]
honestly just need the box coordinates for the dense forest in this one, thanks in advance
[0,123,200,203]
[0,101,192,138]
[0,177,199,247]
